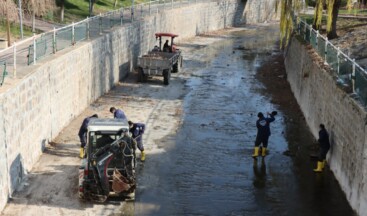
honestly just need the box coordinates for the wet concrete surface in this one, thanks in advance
[126,25,356,216]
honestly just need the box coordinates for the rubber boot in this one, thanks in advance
[321,160,326,169]
[313,161,323,172]
[79,148,84,159]
[252,147,259,158]
[261,147,267,157]
[141,151,146,162]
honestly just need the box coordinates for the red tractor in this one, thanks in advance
[136,33,183,85]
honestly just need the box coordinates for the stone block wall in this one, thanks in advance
[0,0,247,211]
[243,0,279,23]
[285,37,367,216]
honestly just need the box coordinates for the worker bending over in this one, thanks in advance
[128,120,146,162]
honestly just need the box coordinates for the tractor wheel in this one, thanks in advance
[163,69,170,85]
[137,68,146,82]
[172,57,182,73]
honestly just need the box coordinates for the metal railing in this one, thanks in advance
[295,17,367,106]
[0,0,213,82]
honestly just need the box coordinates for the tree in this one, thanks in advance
[60,0,65,22]
[89,0,99,16]
[0,0,19,45]
[326,0,342,39]
[279,0,352,46]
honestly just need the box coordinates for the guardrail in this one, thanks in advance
[0,0,210,82]
[295,16,367,106]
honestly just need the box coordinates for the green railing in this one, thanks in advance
[0,0,213,81]
[295,17,367,106]
[25,0,205,65]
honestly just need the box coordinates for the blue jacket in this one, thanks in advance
[130,123,145,142]
[256,115,275,138]
[114,109,127,119]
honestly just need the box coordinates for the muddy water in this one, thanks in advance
[124,25,355,216]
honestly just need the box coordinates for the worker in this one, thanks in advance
[78,114,98,158]
[314,124,330,172]
[110,107,127,119]
[252,111,277,158]
[128,120,146,162]
[163,40,170,52]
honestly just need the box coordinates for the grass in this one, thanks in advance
[0,0,149,41]
[0,20,35,43]
[297,13,367,35]
[57,0,150,23]
[339,9,367,16]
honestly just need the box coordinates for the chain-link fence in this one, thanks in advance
[355,65,367,105]
[295,17,367,106]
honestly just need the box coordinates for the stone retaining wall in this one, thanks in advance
[285,36,367,216]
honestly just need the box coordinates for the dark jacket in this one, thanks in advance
[130,123,145,142]
[256,115,275,138]
[318,128,330,149]
[78,115,97,146]
[114,109,127,119]
[78,115,94,137]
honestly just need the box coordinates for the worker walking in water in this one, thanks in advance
[252,111,277,158]
[128,120,146,162]
[110,107,127,119]
[78,114,98,158]
[314,124,330,172]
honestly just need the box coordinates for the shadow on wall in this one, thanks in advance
[232,0,246,27]
[9,154,24,195]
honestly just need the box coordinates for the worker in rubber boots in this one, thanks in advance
[314,124,330,172]
[110,107,127,119]
[252,111,276,158]
[78,114,98,158]
[128,120,146,162]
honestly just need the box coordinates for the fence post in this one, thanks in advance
[309,25,312,41]
[316,30,319,50]
[53,27,56,53]
[13,42,16,78]
[86,17,90,40]
[163,0,165,10]
[99,14,103,35]
[324,37,328,62]
[131,6,134,22]
[171,0,173,9]
[336,47,340,75]
[303,22,307,40]
[72,22,75,45]
[141,4,143,17]
[149,1,151,15]
[120,8,124,25]
[109,12,113,28]
[352,59,356,93]
[33,36,36,65]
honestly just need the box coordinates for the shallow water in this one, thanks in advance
[122,25,355,216]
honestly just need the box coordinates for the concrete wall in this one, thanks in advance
[243,0,279,23]
[0,0,248,211]
[285,37,367,216]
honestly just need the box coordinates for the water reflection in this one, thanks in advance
[253,157,267,189]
